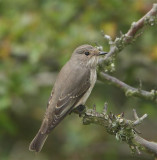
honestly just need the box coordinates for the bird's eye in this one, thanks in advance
[85,52,90,56]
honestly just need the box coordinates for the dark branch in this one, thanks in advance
[98,72,157,103]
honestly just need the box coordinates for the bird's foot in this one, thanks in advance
[70,105,86,117]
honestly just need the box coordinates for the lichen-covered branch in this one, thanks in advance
[99,3,157,65]
[83,4,157,158]
[77,104,157,157]
[98,72,157,103]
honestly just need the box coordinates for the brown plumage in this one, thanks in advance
[29,44,107,152]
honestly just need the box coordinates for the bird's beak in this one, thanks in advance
[99,51,108,55]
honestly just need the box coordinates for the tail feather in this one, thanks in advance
[29,131,48,152]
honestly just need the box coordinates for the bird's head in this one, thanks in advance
[71,44,107,68]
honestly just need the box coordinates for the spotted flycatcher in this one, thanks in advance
[29,44,107,152]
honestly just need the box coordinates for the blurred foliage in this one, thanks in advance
[0,0,157,160]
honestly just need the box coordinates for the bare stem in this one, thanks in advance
[99,3,157,64]
[98,72,157,103]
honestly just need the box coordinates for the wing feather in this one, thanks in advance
[49,73,90,131]
[41,60,91,133]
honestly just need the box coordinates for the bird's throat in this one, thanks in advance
[86,56,99,68]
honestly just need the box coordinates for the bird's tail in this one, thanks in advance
[29,131,48,152]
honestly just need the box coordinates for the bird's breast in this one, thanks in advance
[75,68,97,106]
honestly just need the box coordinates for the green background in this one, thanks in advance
[0,0,157,159]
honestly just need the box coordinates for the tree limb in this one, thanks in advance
[73,4,157,158]
[91,4,157,158]
[74,104,157,157]
[99,3,157,64]
[98,72,157,103]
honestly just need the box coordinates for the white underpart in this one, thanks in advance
[75,56,98,107]
[86,56,99,68]
[76,68,96,106]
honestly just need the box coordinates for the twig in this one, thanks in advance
[98,72,157,103]
[99,3,157,64]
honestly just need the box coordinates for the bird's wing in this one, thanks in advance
[40,61,91,134]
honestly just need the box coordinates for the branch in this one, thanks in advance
[134,135,157,156]
[98,72,157,103]
[86,3,157,159]
[75,104,157,157]
[99,3,157,64]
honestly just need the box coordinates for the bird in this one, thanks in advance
[29,44,107,152]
